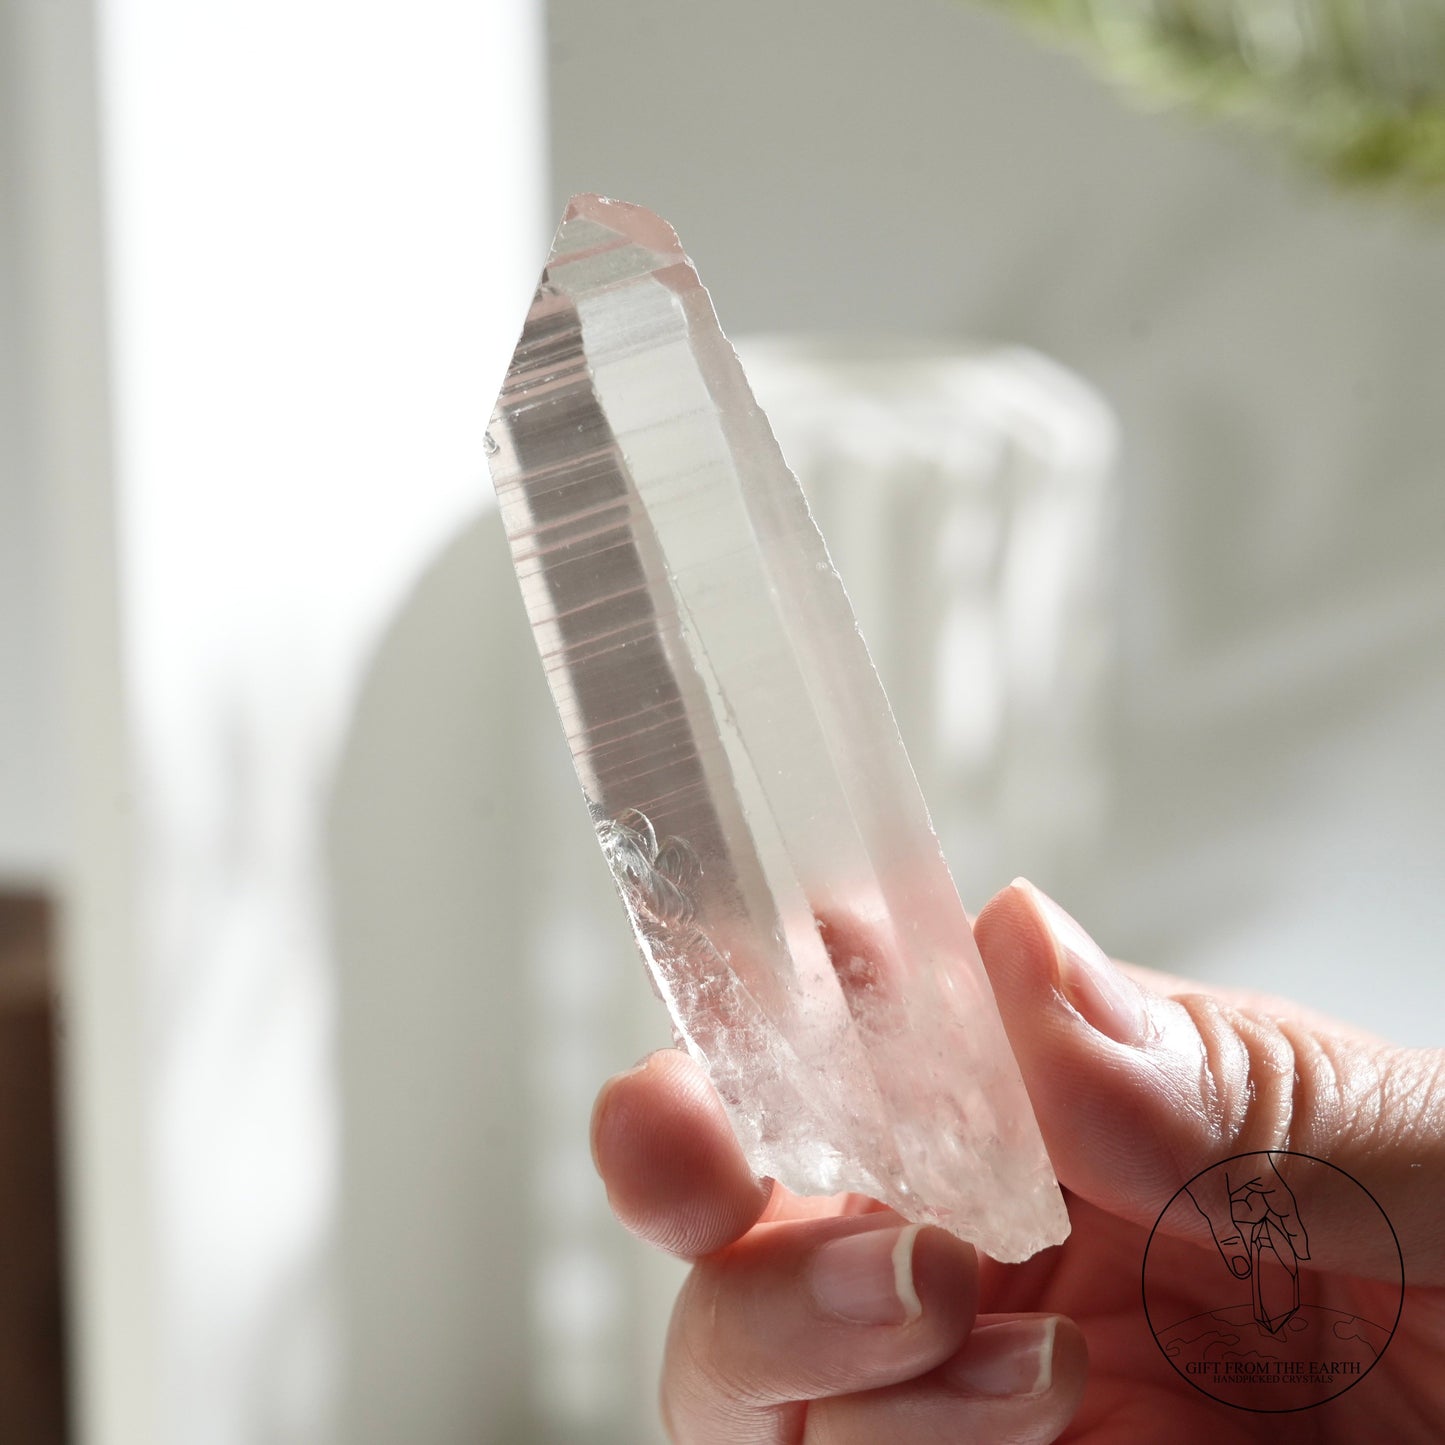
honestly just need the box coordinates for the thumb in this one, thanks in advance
[973,880,1445,1285]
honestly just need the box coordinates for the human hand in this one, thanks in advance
[591,880,1445,1442]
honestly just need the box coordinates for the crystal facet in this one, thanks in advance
[486,195,1069,1261]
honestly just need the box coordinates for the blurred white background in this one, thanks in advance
[547,0,1445,1044]
[2,0,1443,1441]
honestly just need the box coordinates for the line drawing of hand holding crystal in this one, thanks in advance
[1186,1152,1311,1334]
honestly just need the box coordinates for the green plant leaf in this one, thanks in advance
[982,0,1445,193]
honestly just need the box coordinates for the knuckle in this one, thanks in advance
[1177,994,1350,1158]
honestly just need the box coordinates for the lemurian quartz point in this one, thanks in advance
[486,195,1069,1262]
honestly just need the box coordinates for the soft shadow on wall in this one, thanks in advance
[326,511,681,1445]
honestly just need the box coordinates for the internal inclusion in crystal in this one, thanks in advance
[486,194,1070,1262]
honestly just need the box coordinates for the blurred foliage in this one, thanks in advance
[985,0,1445,193]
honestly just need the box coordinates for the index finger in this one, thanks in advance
[591,1048,774,1257]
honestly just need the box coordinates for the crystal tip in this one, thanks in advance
[555,193,687,264]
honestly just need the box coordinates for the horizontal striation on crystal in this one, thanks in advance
[487,193,1068,1261]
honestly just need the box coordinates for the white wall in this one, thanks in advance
[0,0,63,884]
[91,0,550,1434]
[7,3,160,1441]
[548,0,1445,1045]
[11,2,553,1441]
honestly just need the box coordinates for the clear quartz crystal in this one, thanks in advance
[486,194,1069,1261]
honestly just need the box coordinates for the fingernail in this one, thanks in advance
[946,1317,1058,1398]
[1230,1253,1252,1278]
[1017,880,1152,1047]
[809,1223,923,1325]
